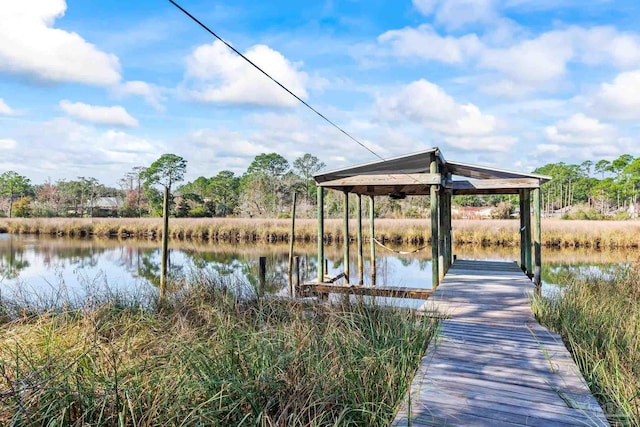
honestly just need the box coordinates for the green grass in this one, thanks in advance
[531,263,640,426]
[0,274,436,426]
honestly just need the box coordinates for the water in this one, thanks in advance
[0,234,636,307]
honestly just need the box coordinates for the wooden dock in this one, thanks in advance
[394,259,609,427]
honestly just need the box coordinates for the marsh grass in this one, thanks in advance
[0,272,436,426]
[531,262,640,426]
[2,217,640,248]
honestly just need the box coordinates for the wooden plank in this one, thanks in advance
[301,283,432,299]
[318,173,441,187]
[394,259,609,427]
[448,178,541,191]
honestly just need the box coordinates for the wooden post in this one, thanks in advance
[317,187,324,283]
[288,192,297,294]
[523,189,532,278]
[447,191,453,268]
[438,187,445,282]
[160,186,170,298]
[369,195,376,286]
[258,256,266,296]
[294,255,300,296]
[343,191,350,284]
[519,190,526,272]
[357,194,364,285]
[533,188,542,292]
[444,190,452,271]
[430,155,440,289]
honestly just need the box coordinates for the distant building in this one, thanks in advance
[452,206,493,219]
[89,197,123,216]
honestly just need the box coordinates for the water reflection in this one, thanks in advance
[0,234,637,305]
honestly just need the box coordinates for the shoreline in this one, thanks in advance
[1,217,640,248]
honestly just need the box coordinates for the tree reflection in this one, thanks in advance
[0,237,29,281]
[136,249,184,288]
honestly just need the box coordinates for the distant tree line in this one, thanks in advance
[0,152,326,219]
[1,153,638,219]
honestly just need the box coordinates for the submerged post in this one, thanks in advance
[343,191,350,284]
[533,187,542,291]
[369,195,376,285]
[523,189,532,278]
[519,190,526,272]
[259,256,266,296]
[317,186,324,283]
[430,154,440,288]
[294,255,300,296]
[357,194,364,285]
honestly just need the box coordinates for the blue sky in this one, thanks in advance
[1,0,640,186]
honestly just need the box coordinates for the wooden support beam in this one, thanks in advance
[438,187,446,282]
[302,283,433,300]
[317,186,324,283]
[325,272,346,283]
[357,194,364,285]
[519,190,526,272]
[533,187,542,291]
[523,189,532,278]
[448,178,541,192]
[445,189,453,271]
[343,191,350,284]
[431,155,440,289]
[369,195,376,286]
[319,173,441,187]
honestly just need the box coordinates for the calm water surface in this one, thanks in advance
[0,234,636,308]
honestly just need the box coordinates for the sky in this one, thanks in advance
[1,0,640,187]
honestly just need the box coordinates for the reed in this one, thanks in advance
[0,273,436,426]
[1,217,640,248]
[531,262,640,425]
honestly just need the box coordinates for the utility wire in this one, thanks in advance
[169,0,385,162]
[169,0,437,191]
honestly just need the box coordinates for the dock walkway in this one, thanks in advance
[393,259,609,426]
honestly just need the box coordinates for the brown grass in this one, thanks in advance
[1,217,640,248]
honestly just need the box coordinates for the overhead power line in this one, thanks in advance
[168,0,385,162]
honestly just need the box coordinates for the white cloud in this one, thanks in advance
[376,79,518,152]
[377,79,498,136]
[571,26,640,69]
[2,118,161,184]
[412,0,498,29]
[0,0,121,85]
[536,143,562,154]
[545,113,616,145]
[0,98,14,115]
[0,138,18,150]
[114,81,166,110]
[377,25,482,63]
[480,31,573,91]
[183,40,308,107]
[590,70,640,120]
[445,135,516,152]
[59,100,139,127]
[413,0,439,15]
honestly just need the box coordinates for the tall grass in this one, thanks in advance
[2,217,640,248]
[531,262,640,426]
[0,273,436,426]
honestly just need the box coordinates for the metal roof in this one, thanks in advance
[313,147,551,196]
